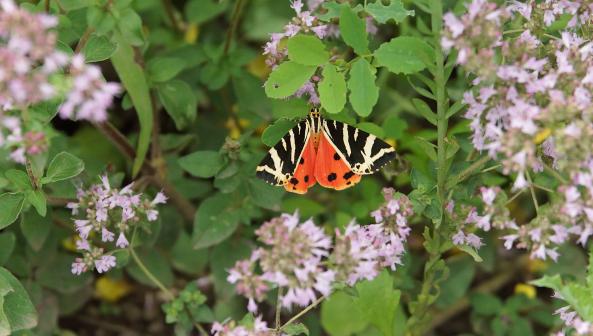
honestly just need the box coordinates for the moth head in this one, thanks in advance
[309,107,320,117]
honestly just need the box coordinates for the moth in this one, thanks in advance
[256,108,396,194]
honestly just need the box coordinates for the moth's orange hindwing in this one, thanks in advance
[314,131,361,190]
[284,136,317,194]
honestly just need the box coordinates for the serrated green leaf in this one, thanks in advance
[157,80,197,130]
[83,34,117,62]
[318,64,347,114]
[0,193,25,230]
[365,0,414,24]
[354,271,401,336]
[287,34,329,66]
[339,5,368,55]
[348,58,379,117]
[178,151,224,178]
[264,61,317,99]
[283,322,309,335]
[321,291,368,335]
[42,152,84,184]
[375,37,434,74]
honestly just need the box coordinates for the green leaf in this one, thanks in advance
[83,34,117,62]
[261,119,298,147]
[0,193,25,230]
[283,322,309,335]
[411,98,436,125]
[185,0,228,24]
[457,245,483,262]
[365,0,414,24]
[287,34,329,66]
[321,291,368,335]
[127,249,174,288]
[271,99,310,119]
[356,122,385,138]
[339,5,368,55]
[415,137,437,161]
[248,178,284,210]
[193,194,240,249]
[470,293,503,316]
[147,57,187,83]
[178,151,224,178]
[354,271,401,336]
[171,232,208,275]
[4,170,31,191]
[26,190,46,217]
[0,233,15,266]
[0,267,38,332]
[264,61,317,99]
[446,100,465,119]
[0,296,9,336]
[435,256,476,308]
[382,115,408,140]
[20,210,51,252]
[111,34,153,176]
[117,8,144,46]
[374,37,434,74]
[157,80,198,130]
[348,58,379,117]
[37,254,92,294]
[42,152,84,184]
[318,64,347,114]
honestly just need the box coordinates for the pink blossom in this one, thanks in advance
[95,255,116,273]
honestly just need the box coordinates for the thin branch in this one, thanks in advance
[223,0,247,56]
[161,0,183,32]
[544,163,568,184]
[275,287,284,333]
[448,155,491,188]
[526,171,539,214]
[279,296,325,331]
[74,27,94,54]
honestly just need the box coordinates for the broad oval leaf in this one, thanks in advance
[318,64,347,114]
[287,34,329,66]
[43,152,84,184]
[83,35,117,63]
[157,80,198,130]
[264,61,317,99]
[374,36,434,74]
[0,267,38,332]
[147,57,187,83]
[348,58,379,117]
[178,151,224,178]
[339,5,368,55]
[0,193,25,230]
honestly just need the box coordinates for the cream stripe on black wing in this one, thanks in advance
[321,119,396,175]
[256,119,311,186]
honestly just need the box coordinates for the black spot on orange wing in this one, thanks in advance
[333,153,340,160]
[314,133,362,190]
[343,171,355,180]
[284,137,317,194]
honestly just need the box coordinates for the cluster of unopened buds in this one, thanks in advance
[70,175,167,275]
[227,188,413,313]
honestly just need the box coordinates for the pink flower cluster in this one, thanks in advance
[0,0,67,110]
[443,0,593,260]
[0,115,48,163]
[450,187,516,250]
[227,188,413,313]
[69,175,167,275]
[59,54,121,123]
[211,316,272,336]
[554,306,593,335]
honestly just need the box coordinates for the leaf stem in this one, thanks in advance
[544,163,568,184]
[161,0,183,32]
[279,296,325,331]
[526,171,539,214]
[224,0,247,56]
[274,287,284,333]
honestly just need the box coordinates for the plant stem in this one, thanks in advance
[447,155,490,188]
[223,0,247,56]
[129,246,174,300]
[544,163,568,184]
[161,0,183,32]
[74,27,94,54]
[407,1,449,333]
[526,171,539,214]
[274,287,284,333]
[279,296,325,331]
